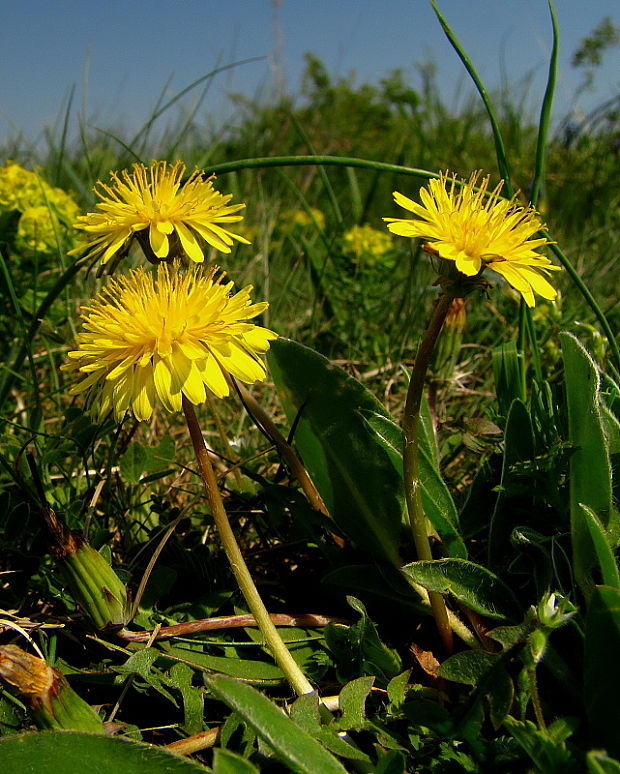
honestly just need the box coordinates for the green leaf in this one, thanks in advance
[213,748,259,774]
[587,751,620,774]
[288,692,370,763]
[162,646,285,684]
[114,648,177,705]
[438,650,499,685]
[503,717,579,774]
[576,504,620,589]
[360,410,466,558]
[438,650,513,728]
[289,692,322,734]
[116,647,160,679]
[268,337,403,565]
[585,586,620,758]
[375,749,406,774]
[561,333,617,594]
[487,398,535,570]
[166,662,204,736]
[205,674,348,774]
[325,597,402,685]
[145,436,176,472]
[386,670,411,711]
[120,438,176,484]
[402,559,521,620]
[120,442,149,484]
[0,731,210,773]
[336,676,374,731]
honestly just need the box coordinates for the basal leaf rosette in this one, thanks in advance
[63,262,277,422]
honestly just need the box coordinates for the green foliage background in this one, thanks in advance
[0,5,619,772]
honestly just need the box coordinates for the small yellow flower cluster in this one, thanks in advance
[343,224,394,267]
[277,207,325,236]
[0,161,79,254]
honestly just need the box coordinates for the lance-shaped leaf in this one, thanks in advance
[0,731,209,773]
[561,332,619,595]
[206,674,349,774]
[268,337,403,566]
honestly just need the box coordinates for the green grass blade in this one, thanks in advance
[530,0,559,207]
[208,155,438,180]
[577,504,620,589]
[430,0,512,190]
[0,260,82,412]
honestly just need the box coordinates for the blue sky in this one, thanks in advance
[2,0,619,147]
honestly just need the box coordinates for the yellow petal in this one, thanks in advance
[131,366,155,421]
[392,191,417,213]
[181,361,207,405]
[215,340,266,383]
[197,354,229,398]
[384,220,419,238]
[175,221,205,262]
[153,357,181,413]
[149,224,169,258]
[491,263,536,307]
[241,327,278,353]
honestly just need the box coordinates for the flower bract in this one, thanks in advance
[64,263,277,421]
[384,171,560,307]
[71,161,249,267]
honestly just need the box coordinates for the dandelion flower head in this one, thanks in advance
[384,171,560,307]
[71,161,250,268]
[64,262,277,422]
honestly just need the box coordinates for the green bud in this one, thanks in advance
[62,541,131,630]
[42,504,130,630]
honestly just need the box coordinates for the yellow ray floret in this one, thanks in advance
[384,171,560,307]
[63,262,277,421]
[70,161,250,267]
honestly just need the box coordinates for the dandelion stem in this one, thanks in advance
[182,396,315,697]
[402,291,454,654]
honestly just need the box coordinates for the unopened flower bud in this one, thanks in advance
[0,645,105,732]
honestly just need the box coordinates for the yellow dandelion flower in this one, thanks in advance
[63,262,277,422]
[384,171,560,307]
[70,161,250,267]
